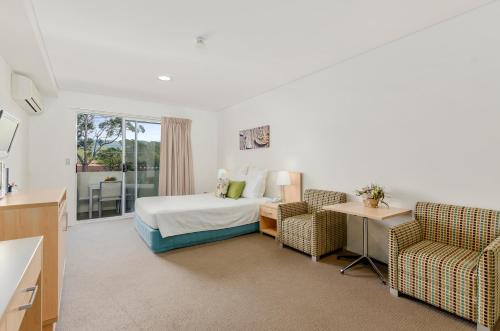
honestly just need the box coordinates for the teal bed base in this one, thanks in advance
[134,215,259,253]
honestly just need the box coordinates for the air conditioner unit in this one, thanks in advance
[11,73,44,114]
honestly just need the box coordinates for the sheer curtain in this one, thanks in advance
[159,117,194,196]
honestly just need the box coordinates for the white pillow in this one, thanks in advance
[229,165,249,181]
[243,167,268,198]
[242,173,266,198]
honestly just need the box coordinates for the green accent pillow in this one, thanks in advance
[226,181,246,199]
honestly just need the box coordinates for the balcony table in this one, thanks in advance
[88,183,155,218]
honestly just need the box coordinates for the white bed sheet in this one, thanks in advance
[135,193,272,238]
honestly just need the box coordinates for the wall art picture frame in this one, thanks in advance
[239,125,270,150]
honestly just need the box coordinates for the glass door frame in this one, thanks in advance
[122,117,135,218]
[74,110,160,223]
[122,117,161,217]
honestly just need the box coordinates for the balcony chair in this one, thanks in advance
[98,181,122,217]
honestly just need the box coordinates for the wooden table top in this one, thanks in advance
[323,201,411,221]
[0,188,66,209]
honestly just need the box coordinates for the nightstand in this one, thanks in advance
[259,203,279,238]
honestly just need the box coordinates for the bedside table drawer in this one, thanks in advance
[260,206,277,219]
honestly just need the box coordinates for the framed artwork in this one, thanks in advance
[239,125,270,150]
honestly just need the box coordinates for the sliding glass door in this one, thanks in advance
[76,113,160,221]
[124,120,160,213]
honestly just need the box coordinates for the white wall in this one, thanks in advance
[28,91,218,225]
[217,4,500,262]
[0,55,30,188]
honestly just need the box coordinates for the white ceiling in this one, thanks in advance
[31,0,491,111]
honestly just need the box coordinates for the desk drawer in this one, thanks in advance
[260,206,277,219]
[5,244,42,331]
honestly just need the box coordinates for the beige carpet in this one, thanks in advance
[57,219,479,331]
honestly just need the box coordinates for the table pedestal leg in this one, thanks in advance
[340,217,386,284]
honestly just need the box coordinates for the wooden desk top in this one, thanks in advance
[323,201,411,221]
[0,236,43,319]
[0,188,66,210]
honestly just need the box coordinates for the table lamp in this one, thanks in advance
[276,171,291,202]
[217,168,228,179]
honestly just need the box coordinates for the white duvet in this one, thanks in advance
[135,193,272,238]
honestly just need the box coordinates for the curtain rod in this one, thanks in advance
[70,107,161,122]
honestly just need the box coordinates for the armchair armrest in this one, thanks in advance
[278,202,308,221]
[478,236,500,329]
[388,220,423,290]
[311,210,347,257]
[277,202,308,242]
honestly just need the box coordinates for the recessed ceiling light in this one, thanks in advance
[158,75,171,81]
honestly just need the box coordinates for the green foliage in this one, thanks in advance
[77,114,123,170]
[96,147,122,171]
[77,114,148,171]
[355,184,389,207]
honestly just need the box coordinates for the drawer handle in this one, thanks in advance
[18,285,38,311]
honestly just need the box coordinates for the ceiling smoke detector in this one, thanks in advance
[196,35,207,46]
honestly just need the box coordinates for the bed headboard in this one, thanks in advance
[264,171,302,202]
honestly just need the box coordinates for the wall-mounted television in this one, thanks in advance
[0,109,19,159]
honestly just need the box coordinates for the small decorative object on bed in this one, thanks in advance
[355,183,388,208]
[239,125,270,150]
[215,169,229,198]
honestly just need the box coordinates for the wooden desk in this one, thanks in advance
[323,202,411,284]
[0,237,43,331]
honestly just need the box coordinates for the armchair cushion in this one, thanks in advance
[398,240,480,321]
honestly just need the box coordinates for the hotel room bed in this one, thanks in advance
[134,193,272,253]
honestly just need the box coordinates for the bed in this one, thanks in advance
[134,171,301,253]
[134,193,272,253]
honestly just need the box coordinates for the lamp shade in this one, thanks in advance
[217,168,228,179]
[276,171,291,186]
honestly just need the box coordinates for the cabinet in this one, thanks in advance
[259,203,279,238]
[0,237,43,331]
[0,189,67,331]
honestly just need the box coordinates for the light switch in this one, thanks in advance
[65,158,71,165]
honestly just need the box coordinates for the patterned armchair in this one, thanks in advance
[389,202,500,331]
[277,189,346,261]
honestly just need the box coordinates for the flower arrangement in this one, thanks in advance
[355,184,389,208]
